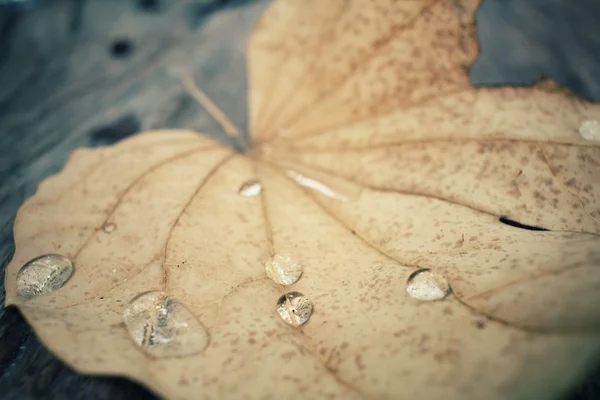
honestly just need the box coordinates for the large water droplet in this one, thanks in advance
[123,291,209,357]
[238,180,262,197]
[265,253,302,285]
[579,120,600,141]
[16,254,74,297]
[406,269,451,301]
[276,292,313,326]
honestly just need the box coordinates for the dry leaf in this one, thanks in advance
[4,0,600,399]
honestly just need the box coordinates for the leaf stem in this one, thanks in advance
[173,69,246,149]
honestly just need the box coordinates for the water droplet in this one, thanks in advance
[257,145,361,201]
[123,291,208,358]
[265,253,302,285]
[406,269,451,301]
[238,179,262,197]
[102,223,117,233]
[276,292,313,326]
[579,120,600,141]
[286,170,352,201]
[16,254,74,298]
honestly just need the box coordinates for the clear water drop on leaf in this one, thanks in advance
[16,254,74,298]
[265,253,303,285]
[123,291,209,358]
[276,291,313,326]
[406,269,451,301]
[102,223,117,233]
[238,179,262,197]
[579,120,600,140]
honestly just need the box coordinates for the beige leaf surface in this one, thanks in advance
[4,0,600,399]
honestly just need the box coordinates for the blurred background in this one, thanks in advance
[0,0,599,398]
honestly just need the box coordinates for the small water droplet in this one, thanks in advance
[265,254,303,285]
[16,254,74,298]
[579,120,600,141]
[406,269,451,301]
[123,291,208,357]
[276,292,313,326]
[102,223,117,233]
[238,180,262,197]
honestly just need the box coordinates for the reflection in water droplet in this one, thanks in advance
[257,145,361,201]
[123,291,209,357]
[276,292,313,326]
[238,180,262,197]
[579,120,600,141]
[406,269,451,301]
[102,223,117,233]
[265,254,303,285]
[16,254,74,297]
[286,170,350,201]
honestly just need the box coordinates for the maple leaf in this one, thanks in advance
[4,0,600,399]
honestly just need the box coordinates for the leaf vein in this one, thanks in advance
[258,0,442,142]
[163,152,237,291]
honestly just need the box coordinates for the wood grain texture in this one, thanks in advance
[0,0,599,398]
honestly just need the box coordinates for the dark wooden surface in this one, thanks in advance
[0,0,599,398]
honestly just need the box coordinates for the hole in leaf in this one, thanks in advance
[110,38,133,58]
[499,217,548,231]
